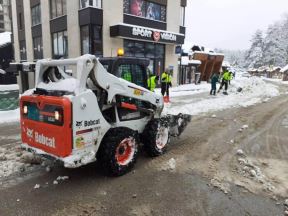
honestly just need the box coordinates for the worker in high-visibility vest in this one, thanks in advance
[161,69,172,96]
[147,74,159,92]
[122,70,132,82]
[218,68,232,94]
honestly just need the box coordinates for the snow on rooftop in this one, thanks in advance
[280,65,288,73]
[0,32,11,47]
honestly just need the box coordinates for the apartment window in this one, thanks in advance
[124,0,166,22]
[18,12,23,30]
[50,0,66,19]
[52,30,68,59]
[20,40,27,61]
[80,0,102,9]
[33,36,43,60]
[80,25,102,56]
[180,6,185,26]
[31,4,41,26]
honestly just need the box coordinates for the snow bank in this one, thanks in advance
[0,84,19,91]
[262,77,288,85]
[156,82,210,98]
[37,78,79,92]
[0,32,11,47]
[164,76,279,116]
[0,108,20,123]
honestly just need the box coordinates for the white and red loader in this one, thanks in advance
[20,55,190,176]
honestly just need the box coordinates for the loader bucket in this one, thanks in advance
[161,113,192,137]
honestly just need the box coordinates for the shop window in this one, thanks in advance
[33,36,43,60]
[52,30,68,59]
[80,25,103,57]
[80,0,102,9]
[124,0,166,22]
[134,42,145,58]
[31,4,41,26]
[124,40,165,75]
[20,40,27,61]
[180,6,185,26]
[50,0,66,19]
[145,43,155,58]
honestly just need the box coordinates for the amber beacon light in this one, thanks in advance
[117,48,124,57]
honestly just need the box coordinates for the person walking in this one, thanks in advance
[217,68,232,95]
[210,72,219,95]
[147,74,159,92]
[161,69,172,96]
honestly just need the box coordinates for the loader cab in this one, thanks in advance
[99,57,150,89]
[99,57,153,123]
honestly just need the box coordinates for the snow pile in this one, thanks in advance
[161,158,176,171]
[235,150,275,192]
[262,77,288,85]
[0,108,20,123]
[0,84,19,91]
[37,78,79,92]
[0,147,41,178]
[164,76,279,116]
[156,82,210,98]
[0,32,11,47]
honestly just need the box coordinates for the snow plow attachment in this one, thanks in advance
[161,114,192,137]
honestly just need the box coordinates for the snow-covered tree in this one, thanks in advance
[262,22,286,67]
[245,30,264,68]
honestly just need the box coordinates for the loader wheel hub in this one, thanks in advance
[116,138,135,166]
[156,126,169,150]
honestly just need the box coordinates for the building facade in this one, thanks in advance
[11,0,186,84]
[0,0,11,32]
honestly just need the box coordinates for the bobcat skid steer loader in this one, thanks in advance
[20,55,191,176]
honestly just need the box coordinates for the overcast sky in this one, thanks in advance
[184,0,288,51]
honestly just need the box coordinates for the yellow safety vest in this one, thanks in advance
[161,72,172,83]
[147,76,157,92]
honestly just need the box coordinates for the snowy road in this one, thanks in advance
[0,81,288,215]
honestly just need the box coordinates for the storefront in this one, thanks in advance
[110,24,185,75]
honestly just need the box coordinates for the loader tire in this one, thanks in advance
[97,127,139,176]
[142,119,170,157]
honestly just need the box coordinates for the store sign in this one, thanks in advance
[111,25,185,44]
[132,27,177,42]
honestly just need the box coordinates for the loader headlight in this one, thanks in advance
[55,111,60,121]
[23,106,28,114]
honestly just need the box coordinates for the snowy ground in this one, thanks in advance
[0,85,20,123]
[0,32,11,47]
[163,74,280,116]
[0,72,285,179]
[0,84,19,91]
[0,108,20,123]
